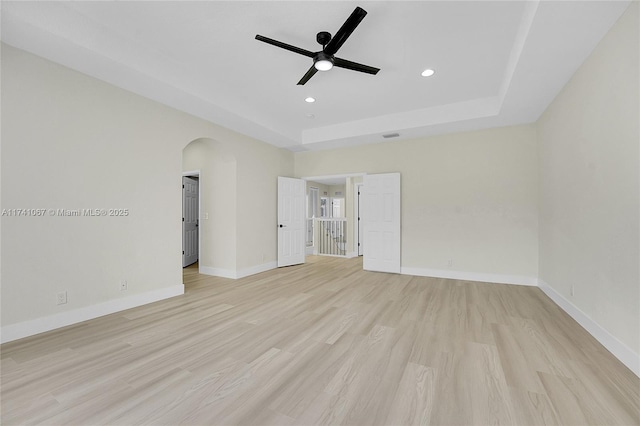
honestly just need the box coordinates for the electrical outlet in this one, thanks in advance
[570,285,575,297]
[56,291,68,305]
[120,280,128,291]
[447,259,453,268]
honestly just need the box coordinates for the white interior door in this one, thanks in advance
[182,176,199,267]
[278,176,306,267]
[363,173,401,273]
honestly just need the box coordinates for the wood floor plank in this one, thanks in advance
[506,388,561,426]
[1,256,637,425]
[384,361,437,426]
[492,322,547,394]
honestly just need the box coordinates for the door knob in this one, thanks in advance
[279,224,286,228]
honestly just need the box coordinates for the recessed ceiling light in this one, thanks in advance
[421,68,435,77]
[305,97,316,103]
[306,113,316,119]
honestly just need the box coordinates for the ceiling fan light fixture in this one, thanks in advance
[314,52,334,71]
[315,60,334,71]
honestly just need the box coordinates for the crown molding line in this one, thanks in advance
[497,0,540,106]
[0,15,297,149]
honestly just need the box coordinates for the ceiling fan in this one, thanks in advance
[255,6,380,85]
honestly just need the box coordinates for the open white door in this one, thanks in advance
[278,176,306,267]
[363,173,401,273]
[182,176,199,267]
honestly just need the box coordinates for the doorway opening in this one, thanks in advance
[302,173,365,259]
[182,137,238,283]
[277,172,400,273]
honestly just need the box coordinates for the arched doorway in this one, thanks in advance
[182,138,237,283]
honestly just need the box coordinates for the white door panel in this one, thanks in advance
[182,176,198,267]
[278,177,306,267]
[363,173,401,273]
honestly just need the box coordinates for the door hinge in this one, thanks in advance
[182,217,185,222]
[182,184,184,189]
[182,250,185,255]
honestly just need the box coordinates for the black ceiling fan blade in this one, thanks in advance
[255,35,315,58]
[334,57,380,75]
[324,7,367,56]
[297,65,318,85]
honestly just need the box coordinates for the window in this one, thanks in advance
[308,187,319,218]
[320,197,328,218]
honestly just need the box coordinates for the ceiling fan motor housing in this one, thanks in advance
[317,31,332,46]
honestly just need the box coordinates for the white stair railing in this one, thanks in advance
[316,218,347,257]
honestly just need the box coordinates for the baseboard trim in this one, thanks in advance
[199,262,277,280]
[236,262,278,279]
[1,284,184,344]
[199,265,236,279]
[538,279,639,377]
[401,267,538,286]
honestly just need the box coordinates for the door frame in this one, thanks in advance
[354,182,364,256]
[301,173,366,259]
[182,170,201,272]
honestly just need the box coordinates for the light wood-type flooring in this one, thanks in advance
[2,256,638,425]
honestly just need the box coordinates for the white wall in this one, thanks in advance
[235,138,293,271]
[328,185,346,200]
[295,125,539,284]
[1,44,292,340]
[537,3,639,358]
[184,135,296,274]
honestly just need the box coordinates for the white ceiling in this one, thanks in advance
[1,1,631,152]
